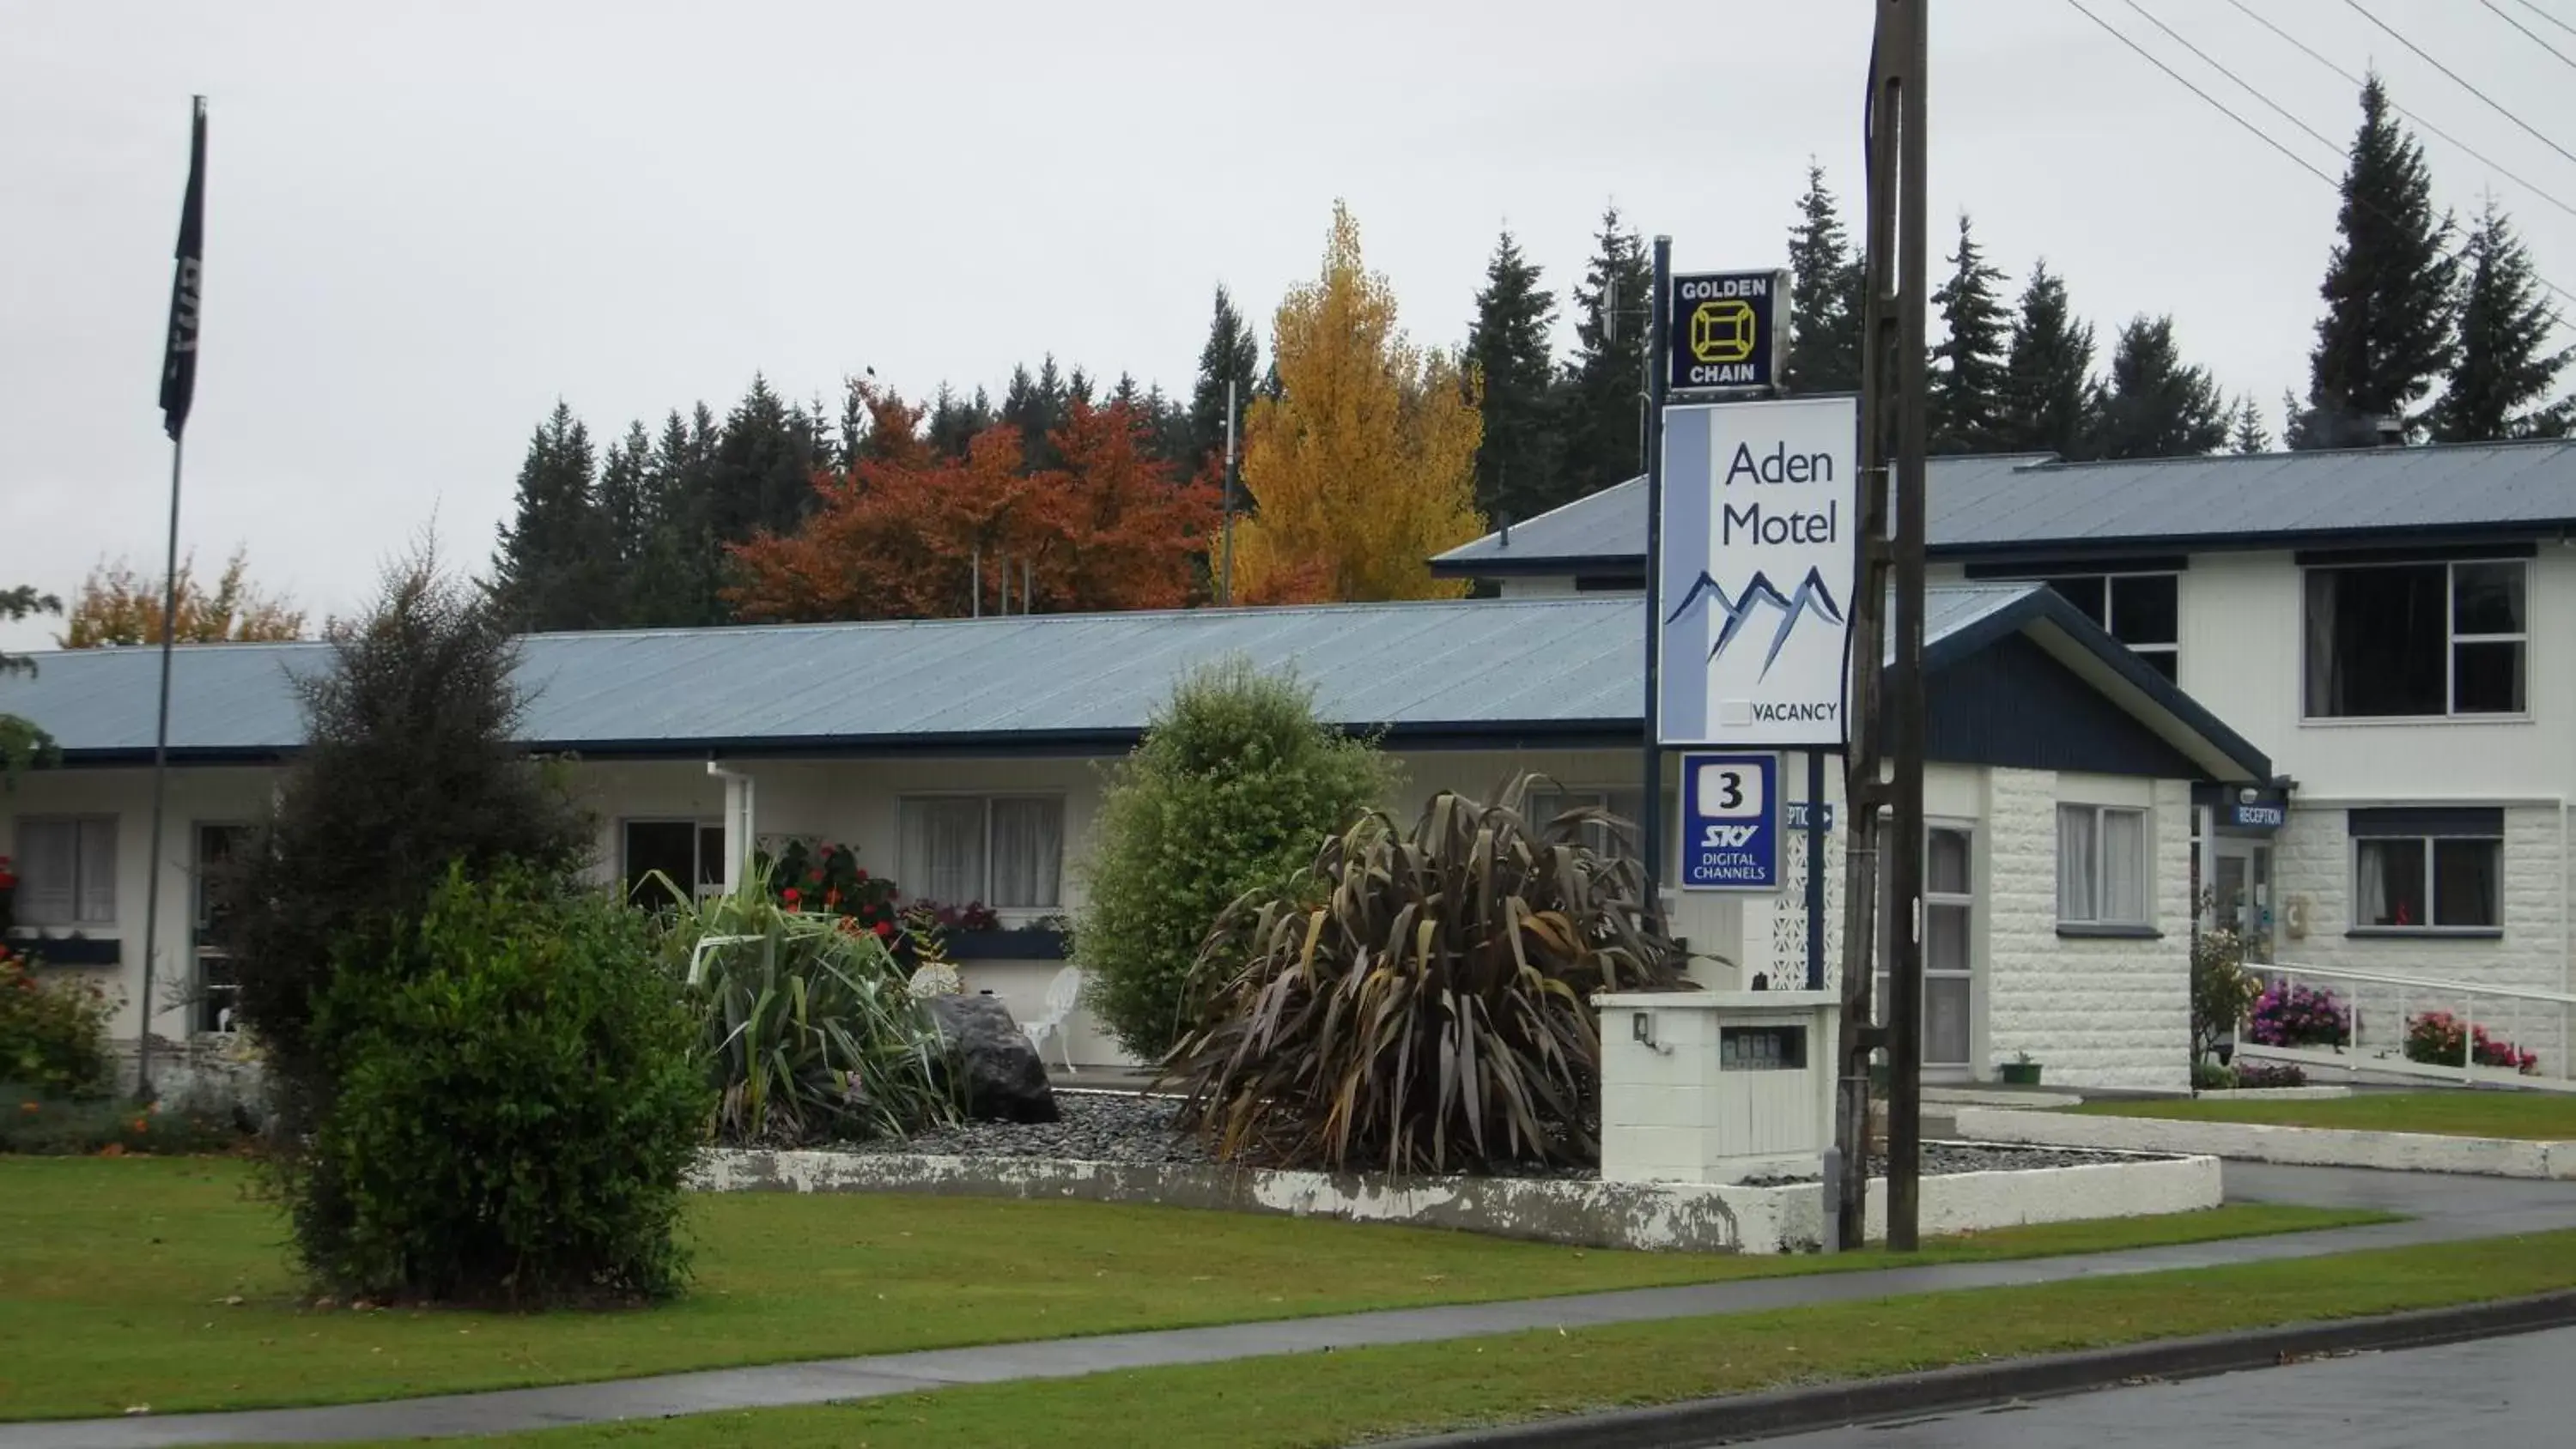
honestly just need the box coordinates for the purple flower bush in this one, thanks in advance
[2245,982,2352,1049]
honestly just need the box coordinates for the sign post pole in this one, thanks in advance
[1640,236,1673,925]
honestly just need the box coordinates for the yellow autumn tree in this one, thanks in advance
[1232,202,1485,603]
[58,546,306,647]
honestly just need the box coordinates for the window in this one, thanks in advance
[2057,804,2149,927]
[2304,561,2525,718]
[2036,573,2179,681]
[898,796,1064,909]
[1875,825,1976,1070]
[1525,786,1647,858]
[622,820,726,908]
[11,816,117,927]
[2350,808,2502,931]
[194,824,249,1033]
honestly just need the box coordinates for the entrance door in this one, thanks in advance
[2210,838,2275,962]
[1876,824,1978,1076]
[623,820,726,908]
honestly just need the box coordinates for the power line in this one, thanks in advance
[2338,0,2576,171]
[2062,0,2348,193]
[2222,0,2576,223]
[2480,0,2576,75]
[2506,0,2576,44]
[2065,0,2576,308]
[2116,0,2342,158]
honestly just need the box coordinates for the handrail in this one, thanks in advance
[2249,961,2576,1009]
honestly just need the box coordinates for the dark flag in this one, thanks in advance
[159,95,207,441]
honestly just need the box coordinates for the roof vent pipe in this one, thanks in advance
[1498,511,1512,549]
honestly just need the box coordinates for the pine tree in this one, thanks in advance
[1003,357,1074,472]
[708,376,822,548]
[2230,395,2272,454]
[2428,201,2573,442]
[1189,286,1261,475]
[488,402,613,631]
[2300,75,2459,446]
[2090,316,2229,459]
[1558,206,1653,499]
[927,385,995,459]
[1783,162,1865,394]
[1929,215,2011,454]
[1466,229,1563,522]
[630,405,722,627]
[1996,261,2098,457]
[596,422,653,615]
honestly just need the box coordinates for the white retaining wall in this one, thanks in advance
[690,1146,2222,1255]
[1955,1105,2576,1179]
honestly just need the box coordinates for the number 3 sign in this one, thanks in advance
[1681,753,1779,891]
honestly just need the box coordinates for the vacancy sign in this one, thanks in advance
[1656,396,1859,749]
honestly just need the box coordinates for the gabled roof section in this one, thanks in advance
[1432,439,2576,575]
[0,587,2269,782]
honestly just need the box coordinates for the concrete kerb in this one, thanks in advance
[689,1145,2221,1254]
[1381,1289,2576,1449]
[1955,1106,2576,1179]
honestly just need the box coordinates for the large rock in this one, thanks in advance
[927,994,1060,1124]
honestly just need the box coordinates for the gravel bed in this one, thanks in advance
[836,1094,2148,1180]
[841,1091,1215,1165]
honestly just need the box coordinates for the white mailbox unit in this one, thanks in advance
[1595,990,1840,1185]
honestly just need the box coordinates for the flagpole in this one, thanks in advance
[136,434,184,1100]
[140,93,207,1101]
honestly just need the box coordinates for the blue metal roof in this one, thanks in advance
[1434,440,2576,573]
[0,586,2267,781]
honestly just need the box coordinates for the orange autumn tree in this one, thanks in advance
[58,546,306,647]
[1232,202,1485,604]
[726,391,1220,621]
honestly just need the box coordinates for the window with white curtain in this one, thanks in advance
[2057,804,2148,927]
[13,815,118,927]
[898,795,1064,909]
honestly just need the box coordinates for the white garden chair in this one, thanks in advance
[1022,965,1084,1074]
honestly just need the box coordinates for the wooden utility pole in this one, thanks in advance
[1837,0,1930,1252]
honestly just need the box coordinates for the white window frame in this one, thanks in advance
[2348,829,2505,936]
[1874,820,1981,1075]
[2018,571,2181,678]
[896,792,1067,915]
[192,822,252,1034]
[2302,559,2530,721]
[619,817,726,906]
[11,814,118,928]
[2057,803,2152,929]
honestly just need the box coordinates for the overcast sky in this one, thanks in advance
[5,0,2571,650]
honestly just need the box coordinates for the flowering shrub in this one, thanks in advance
[0,943,116,1100]
[761,840,901,943]
[2190,907,2257,1063]
[2233,1060,2309,1089]
[906,899,1001,932]
[2245,982,2352,1049]
[2,1096,242,1155]
[2403,1010,2540,1075]
[0,852,18,936]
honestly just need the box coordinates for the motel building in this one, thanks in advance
[3,440,2568,1093]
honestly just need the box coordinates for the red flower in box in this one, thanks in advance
[781,887,802,908]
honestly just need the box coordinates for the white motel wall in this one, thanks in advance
[1929,545,2576,1071]
[3,744,2200,1090]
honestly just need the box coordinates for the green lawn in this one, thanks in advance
[323,1228,2576,1449]
[2073,1089,2576,1140]
[0,1157,2386,1422]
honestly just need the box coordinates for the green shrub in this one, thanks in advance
[1078,658,1394,1058]
[1164,776,1692,1174]
[205,547,597,1294]
[310,870,708,1305]
[2190,898,2257,1065]
[655,875,960,1147]
[0,943,115,1101]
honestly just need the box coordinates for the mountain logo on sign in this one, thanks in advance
[1662,567,1847,676]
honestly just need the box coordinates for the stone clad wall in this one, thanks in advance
[1983,769,2193,1091]
[2269,803,2570,1075]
